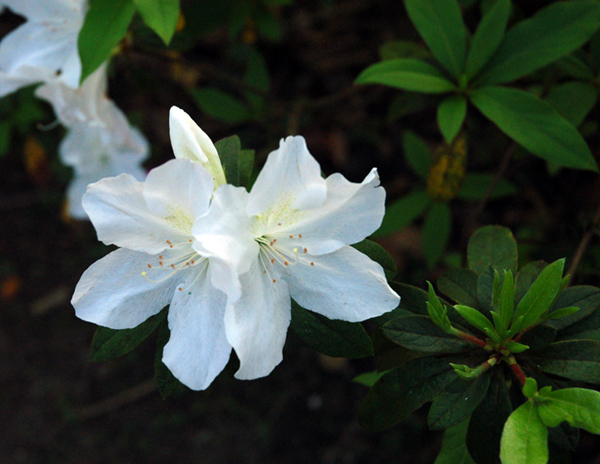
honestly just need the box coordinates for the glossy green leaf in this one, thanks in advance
[515,261,547,305]
[359,357,457,431]
[423,202,452,269]
[78,0,136,83]
[467,225,518,274]
[538,388,600,434]
[546,285,600,330]
[191,88,250,124]
[458,173,517,200]
[498,270,515,333]
[437,269,479,308]
[239,149,254,188]
[526,340,600,384]
[454,305,496,337]
[467,369,512,464]
[511,259,565,335]
[382,315,472,353]
[476,1,600,85]
[404,0,468,78]
[465,0,511,79]
[403,130,433,179]
[290,302,373,358]
[133,0,180,45]
[352,239,398,281]
[435,419,476,464]
[214,135,241,186]
[476,266,495,315]
[470,86,598,172]
[546,82,597,127]
[154,314,184,398]
[428,370,492,429]
[353,370,387,387]
[355,58,456,93]
[500,400,548,464]
[374,189,430,237]
[90,308,166,362]
[438,96,467,143]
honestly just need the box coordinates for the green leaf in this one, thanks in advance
[518,324,557,351]
[476,1,600,85]
[355,58,456,93]
[467,225,518,274]
[515,261,547,305]
[543,306,579,321]
[500,400,548,464]
[465,0,511,79]
[437,269,479,308]
[466,369,512,464]
[243,47,270,92]
[423,202,452,269]
[526,340,600,384]
[403,130,433,179]
[458,173,517,200]
[510,258,565,335]
[538,388,600,434]
[238,149,254,188]
[352,239,398,281]
[403,0,468,78]
[428,370,492,429]
[435,419,476,464]
[554,54,595,80]
[214,135,241,186]
[546,285,600,331]
[191,88,250,124]
[78,0,136,82]
[290,302,373,358]
[353,371,387,387]
[387,93,438,122]
[374,189,430,237]
[438,96,467,143]
[476,266,495,314]
[154,314,184,398]
[454,305,497,338]
[470,86,597,172]
[133,0,180,45]
[90,308,166,362]
[523,377,539,398]
[546,82,597,127]
[382,315,472,353]
[505,341,529,353]
[380,40,430,61]
[498,270,515,333]
[359,356,457,431]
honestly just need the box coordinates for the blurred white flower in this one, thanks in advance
[36,63,149,219]
[72,158,242,390]
[169,106,226,188]
[192,136,400,380]
[0,0,86,97]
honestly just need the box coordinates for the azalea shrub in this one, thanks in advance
[3,0,600,463]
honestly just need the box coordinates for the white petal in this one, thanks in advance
[82,170,188,253]
[192,184,259,301]
[143,158,214,222]
[247,136,327,217]
[224,260,291,380]
[162,269,232,390]
[288,168,385,255]
[72,248,177,329]
[169,106,226,187]
[285,245,400,322]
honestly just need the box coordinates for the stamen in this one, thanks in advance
[298,234,302,238]
[303,248,307,253]
[310,262,314,266]
[147,264,152,268]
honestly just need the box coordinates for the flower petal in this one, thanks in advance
[72,248,178,329]
[247,136,327,217]
[224,260,291,380]
[169,106,226,187]
[285,245,400,322]
[143,158,214,222]
[163,269,232,390]
[287,168,385,255]
[82,171,187,253]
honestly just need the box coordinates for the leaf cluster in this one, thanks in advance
[359,225,600,464]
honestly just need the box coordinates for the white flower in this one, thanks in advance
[72,158,243,390]
[36,63,149,219]
[0,0,86,97]
[169,106,226,188]
[192,136,400,380]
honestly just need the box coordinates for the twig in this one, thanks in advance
[567,199,600,285]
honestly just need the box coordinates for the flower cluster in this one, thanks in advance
[72,107,400,390]
[0,0,148,218]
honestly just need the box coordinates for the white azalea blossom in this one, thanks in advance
[72,158,243,390]
[192,136,400,380]
[36,64,149,218]
[0,0,86,97]
[169,106,226,188]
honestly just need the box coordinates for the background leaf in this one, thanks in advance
[423,202,452,268]
[403,130,433,179]
[191,88,250,124]
[546,82,597,127]
[458,173,517,200]
[437,269,479,308]
[470,86,598,172]
[133,0,180,45]
[437,96,467,143]
[525,340,600,384]
[374,188,430,237]
[214,135,241,186]
[435,419,476,464]
[467,225,518,274]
